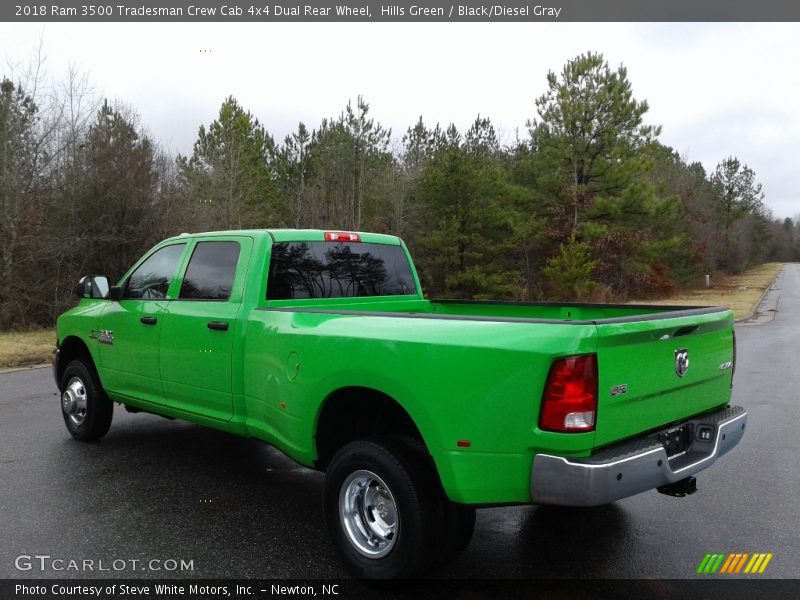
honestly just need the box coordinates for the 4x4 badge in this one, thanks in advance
[675,348,689,377]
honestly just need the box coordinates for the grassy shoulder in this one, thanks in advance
[629,263,784,320]
[0,329,55,369]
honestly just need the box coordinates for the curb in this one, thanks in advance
[0,363,51,375]
[734,265,784,324]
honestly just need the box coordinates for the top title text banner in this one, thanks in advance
[5,0,800,22]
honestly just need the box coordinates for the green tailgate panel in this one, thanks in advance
[593,311,735,447]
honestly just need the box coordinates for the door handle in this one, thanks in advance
[207,321,229,331]
[140,316,158,325]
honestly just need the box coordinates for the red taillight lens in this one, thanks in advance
[539,354,598,432]
[324,231,361,242]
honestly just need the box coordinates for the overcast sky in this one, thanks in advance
[1,22,798,218]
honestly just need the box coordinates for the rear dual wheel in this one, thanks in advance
[439,500,476,563]
[324,438,475,580]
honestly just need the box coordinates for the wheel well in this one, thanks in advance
[57,336,96,387]
[315,387,426,470]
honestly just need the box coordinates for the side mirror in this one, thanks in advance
[108,286,123,301]
[74,275,112,300]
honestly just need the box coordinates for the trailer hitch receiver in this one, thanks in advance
[657,476,697,498]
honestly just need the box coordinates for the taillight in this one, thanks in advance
[324,231,361,242]
[539,354,598,433]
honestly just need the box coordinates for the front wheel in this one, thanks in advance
[60,359,113,441]
[324,439,443,580]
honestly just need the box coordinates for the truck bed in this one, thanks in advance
[259,296,734,452]
[265,296,726,324]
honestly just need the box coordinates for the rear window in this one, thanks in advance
[179,241,241,301]
[267,242,417,300]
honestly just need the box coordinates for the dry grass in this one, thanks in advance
[0,329,55,369]
[629,263,784,320]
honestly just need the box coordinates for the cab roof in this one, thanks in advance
[164,229,403,245]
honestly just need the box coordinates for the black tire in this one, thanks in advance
[324,438,444,580]
[439,501,476,562]
[60,359,113,442]
[383,435,476,564]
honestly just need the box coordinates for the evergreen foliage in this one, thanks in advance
[1,53,797,327]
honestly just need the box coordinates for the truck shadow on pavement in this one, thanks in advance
[44,414,344,578]
[46,413,629,579]
[517,505,630,576]
[440,503,629,578]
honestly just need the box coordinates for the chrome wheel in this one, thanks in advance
[61,376,88,427]
[339,469,399,558]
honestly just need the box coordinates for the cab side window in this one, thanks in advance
[124,244,186,300]
[179,241,241,301]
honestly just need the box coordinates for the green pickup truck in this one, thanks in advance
[54,229,746,579]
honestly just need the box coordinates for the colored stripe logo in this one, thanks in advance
[697,552,773,574]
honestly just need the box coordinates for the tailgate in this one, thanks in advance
[593,309,735,447]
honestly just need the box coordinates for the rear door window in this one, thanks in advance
[179,241,241,301]
[267,242,416,300]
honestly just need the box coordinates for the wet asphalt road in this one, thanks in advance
[1,265,798,581]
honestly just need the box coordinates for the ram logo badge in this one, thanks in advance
[610,384,628,396]
[675,348,689,377]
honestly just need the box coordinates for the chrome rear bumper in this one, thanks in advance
[530,405,747,506]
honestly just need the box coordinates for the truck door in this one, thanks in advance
[158,237,251,421]
[97,243,187,403]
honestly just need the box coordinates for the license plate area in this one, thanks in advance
[658,423,693,458]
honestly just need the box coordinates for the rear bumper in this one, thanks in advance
[530,405,747,506]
